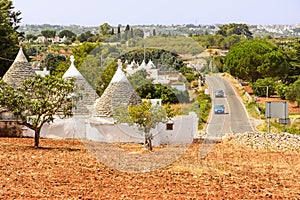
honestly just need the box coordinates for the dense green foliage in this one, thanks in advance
[128,69,153,93]
[225,40,289,82]
[192,33,246,50]
[0,0,21,76]
[96,59,118,96]
[216,23,253,38]
[98,23,111,40]
[275,83,288,99]
[251,78,276,97]
[71,42,100,67]
[197,92,211,128]
[44,53,67,74]
[192,23,252,49]
[155,84,188,103]
[182,90,211,129]
[41,30,56,38]
[212,56,225,72]
[58,30,76,41]
[114,100,167,150]
[276,38,300,84]
[128,70,189,104]
[25,33,37,41]
[286,77,300,107]
[0,75,74,147]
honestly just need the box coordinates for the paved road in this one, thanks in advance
[205,75,254,137]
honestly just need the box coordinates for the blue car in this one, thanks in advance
[214,104,225,114]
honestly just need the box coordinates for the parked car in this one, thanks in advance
[214,104,225,114]
[215,89,224,98]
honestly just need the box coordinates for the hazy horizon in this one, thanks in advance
[13,0,300,26]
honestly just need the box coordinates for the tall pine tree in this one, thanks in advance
[0,0,21,77]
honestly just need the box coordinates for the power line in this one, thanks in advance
[0,56,14,62]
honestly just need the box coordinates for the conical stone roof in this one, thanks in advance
[3,48,36,88]
[63,56,82,79]
[95,60,141,117]
[63,56,98,115]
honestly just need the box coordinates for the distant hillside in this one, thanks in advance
[18,24,99,35]
[18,24,300,38]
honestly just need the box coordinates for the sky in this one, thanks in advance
[12,0,300,26]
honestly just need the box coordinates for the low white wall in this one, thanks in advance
[22,117,87,139]
[22,113,198,146]
[86,122,144,144]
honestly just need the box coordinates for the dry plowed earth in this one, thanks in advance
[0,138,299,199]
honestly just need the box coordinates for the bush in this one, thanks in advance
[192,81,199,88]
[251,78,276,97]
[275,83,288,99]
[286,78,300,107]
[186,74,196,83]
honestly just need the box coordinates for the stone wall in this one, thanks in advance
[0,121,23,137]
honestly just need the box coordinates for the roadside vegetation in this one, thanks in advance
[224,73,300,134]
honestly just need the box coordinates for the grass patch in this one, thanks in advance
[246,101,264,119]
[255,118,300,134]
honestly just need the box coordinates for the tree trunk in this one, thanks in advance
[148,138,152,151]
[34,128,41,148]
[144,130,153,151]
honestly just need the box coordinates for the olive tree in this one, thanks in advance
[0,75,74,147]
[114,100,167,151]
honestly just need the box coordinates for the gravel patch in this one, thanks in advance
[226,132,300,151]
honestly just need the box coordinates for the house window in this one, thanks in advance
[166,120,174,130]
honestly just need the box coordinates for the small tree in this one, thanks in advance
[115,101,167,151]
[251,78,276,97]
[276,83,288,99]
[286,78,300,107]
[41,30,56,39]
[130,101,167,150]
[0,75,74,147]
[164,102,175,119]
[58,30,76,41]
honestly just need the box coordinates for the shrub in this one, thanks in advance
[251,78,276,97]
[275,83,288,99]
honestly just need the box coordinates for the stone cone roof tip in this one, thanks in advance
[3,47,35,88]
[15,48,28,62]
[62,55,83,79]
[110,66,130,83]
[95,62,141,117]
